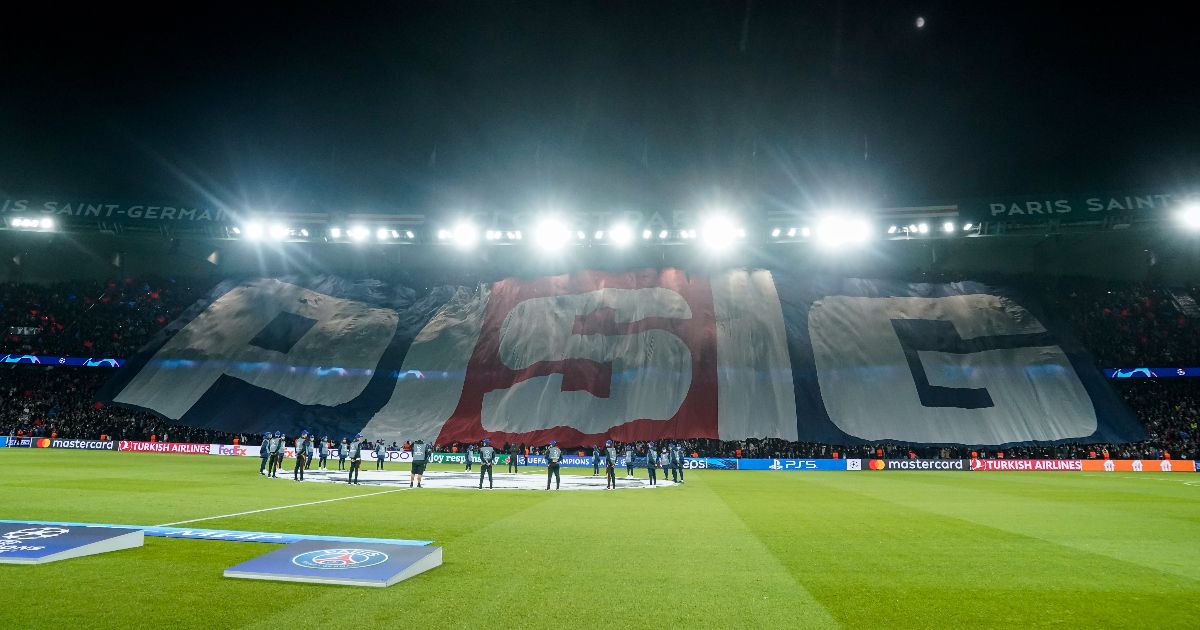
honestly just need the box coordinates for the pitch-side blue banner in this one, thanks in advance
[100,271,1142,447]
[1,354,124,367]
[0,520,431,546]
[737,458,850,471]
[1105,367,1200,378]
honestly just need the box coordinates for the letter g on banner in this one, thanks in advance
[808,294,1098,444]
[482,288,692,434]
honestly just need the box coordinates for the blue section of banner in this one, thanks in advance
[737,458,849,471]
[1105,367,1200,378]
[681,457,738,470]
[774,275,1145,447]
[0,437,7,447]
[0,354,123,367]
[6,437,31,448]
[97,277,455,439]
[517,455,729,469]
[0,520,431,546]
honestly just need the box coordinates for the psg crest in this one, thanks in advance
[225,539,442,587]
[291,548,389,570]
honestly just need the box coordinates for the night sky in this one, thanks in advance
[2,1,1197,217]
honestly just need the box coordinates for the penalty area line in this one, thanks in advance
[156,488,408,527]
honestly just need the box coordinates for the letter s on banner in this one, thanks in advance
[482,287,693,434]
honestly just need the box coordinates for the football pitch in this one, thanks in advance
[1,450,1197,628]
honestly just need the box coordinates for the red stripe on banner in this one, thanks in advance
[436,268,718,445]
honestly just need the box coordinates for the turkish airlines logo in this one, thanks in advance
[441,271,719,443]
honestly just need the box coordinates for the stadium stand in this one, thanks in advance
[0,275,1197,459]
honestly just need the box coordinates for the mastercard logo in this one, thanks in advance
[868,459,886,470]
[35,438,51,448]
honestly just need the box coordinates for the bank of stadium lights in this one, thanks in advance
[814,215,871,248]
[700,216,745,251]
[609,224,633,246]
[243,223,264,240]
[1180,204,1200,231]
[8,217,54,230]
[942,221,956,233]
[534,217,572,251]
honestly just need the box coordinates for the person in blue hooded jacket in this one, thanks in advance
[258,432,271,476]
[317,436,330,471]
[645,441,658,486]
[671,442,685,483]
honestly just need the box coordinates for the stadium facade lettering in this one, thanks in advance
[0,198,226,222]
[4,189,1197,226]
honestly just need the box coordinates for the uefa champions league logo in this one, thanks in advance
[1,354,41,364]
[2,527,69,541]
[291,548,389,570]
[0,526,68,552]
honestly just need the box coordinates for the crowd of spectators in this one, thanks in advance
[0,274,1198,460]
[0,367,249,445]
[0,276,213,358]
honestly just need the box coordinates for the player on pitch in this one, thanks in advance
[478,438,495,489]
[269,431,284,478]
[293,430,309,481]
[317,436,330,471]
[348,434,364,485]
[258,431,271,476]
[410,438,429,488]
[545,439,562,490]
[645,441,658,486]
[604,439,618,489]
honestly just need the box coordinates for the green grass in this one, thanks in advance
[0,450,1197,628]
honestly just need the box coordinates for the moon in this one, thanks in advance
[916,16,926,29]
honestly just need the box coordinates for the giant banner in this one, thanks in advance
[100,272,1143,447]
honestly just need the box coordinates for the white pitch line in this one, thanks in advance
[156,487,408,527]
